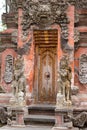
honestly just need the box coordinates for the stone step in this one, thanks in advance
[24,114,55,126]
[25,104,55,126]
[27,104,55,116]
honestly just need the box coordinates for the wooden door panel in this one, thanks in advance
[38,48,56,103]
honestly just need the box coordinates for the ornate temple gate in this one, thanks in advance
[34,30,58,103]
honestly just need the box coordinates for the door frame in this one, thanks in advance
[33,26,61,104]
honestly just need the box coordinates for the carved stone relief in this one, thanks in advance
[76,0,87,9]
[6,0,87,16]
[74,29,80,43]
[57,55,72,107]
[0,106,11,125]
[4,55,13,84]
[11,30,18,44]
[7,0,17,13]
[22,0,69,39]
[68,112,87,128]
[21,0,87,38]
[17,38,32,55]
[67,0,87,9]
[10,55,26,106]
[74,11,79,24]
[61,37,73,53]
[79,54,87,84]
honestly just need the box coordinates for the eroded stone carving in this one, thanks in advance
[79,54,87,84]
[10,55,26,106]
[74,29,80,43]
[4,55,13,84]
[57,55,72,107]
[61,37,73,53]
[11,30,18,44]
[76,0,87,9]
[67,0,87,9]
[68,112,87,128]
[17,38,32,55]
[74,11,79,24]
[0,106,11,125]
[22,0,69,39]
[7,0,17,13]
[71,85,80,107]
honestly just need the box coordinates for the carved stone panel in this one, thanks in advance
[4,55,13,84]
[79,54,87,84]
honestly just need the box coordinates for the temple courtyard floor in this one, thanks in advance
[0,125,52,130]
[0,125,87,130]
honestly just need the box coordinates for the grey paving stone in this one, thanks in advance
[0,125,52,130]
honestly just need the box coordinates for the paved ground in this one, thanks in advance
[0,125,87,130]
[0,125,52,130]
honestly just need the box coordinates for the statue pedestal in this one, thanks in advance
[52,107,73,130]
[8,106,26,127]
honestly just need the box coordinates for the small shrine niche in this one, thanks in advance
[79,54,87,84]
[4,55,13,84]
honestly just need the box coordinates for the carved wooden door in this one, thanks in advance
[38,47,57,103]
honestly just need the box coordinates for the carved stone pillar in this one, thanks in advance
[67,5,75,88]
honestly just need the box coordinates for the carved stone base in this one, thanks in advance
[7,107,26,127]
[55,108,73,127]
